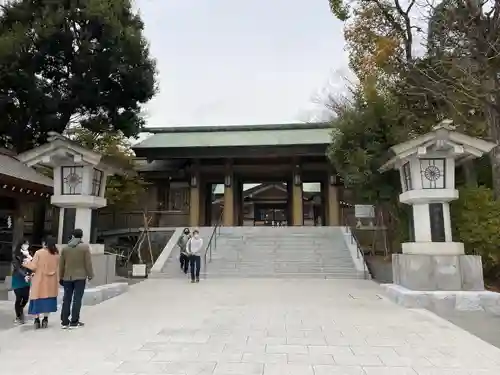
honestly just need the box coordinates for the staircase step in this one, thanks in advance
[158,226,368,280]
[157,272,367,279]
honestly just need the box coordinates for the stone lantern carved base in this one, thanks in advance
[89,252,117,286]
[382,253,500,316]
[55,244,116,286]
[392,253,484,291]
[381,284,500,315]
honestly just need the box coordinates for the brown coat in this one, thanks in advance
[24,249,60,300]
[59,243,94,281]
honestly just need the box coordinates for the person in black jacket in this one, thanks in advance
[11,240,33,324]
[177,228,191,274]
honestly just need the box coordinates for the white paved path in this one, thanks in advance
[0,279,499,375]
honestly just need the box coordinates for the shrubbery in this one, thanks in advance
[452,186,500,281]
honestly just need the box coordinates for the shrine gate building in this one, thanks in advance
[132,123,344,228]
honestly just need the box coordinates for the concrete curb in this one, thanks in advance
[342,227,371,278]
[149,227,183,277]
[7,282,129,306]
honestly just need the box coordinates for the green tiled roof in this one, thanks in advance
[134,123,333,149]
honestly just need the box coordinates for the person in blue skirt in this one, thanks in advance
[23,237,60,329]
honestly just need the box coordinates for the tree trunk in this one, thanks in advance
[32,201,46,245]
[486,104,500,199]
[462,159,478,187]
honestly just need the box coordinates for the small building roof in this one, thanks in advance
[0,150,52,187]
[134,123,333,149]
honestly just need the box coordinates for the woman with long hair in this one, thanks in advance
[11,239,33,324]
[23,237,60,329]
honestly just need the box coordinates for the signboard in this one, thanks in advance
[355,205,375,218]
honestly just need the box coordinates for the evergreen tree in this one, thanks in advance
[0,0,157,152]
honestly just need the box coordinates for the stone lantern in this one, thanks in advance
[18,132,125,253]
[379,120,496,299]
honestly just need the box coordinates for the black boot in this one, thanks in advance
[34,318,41,329]
[41,317,48,328]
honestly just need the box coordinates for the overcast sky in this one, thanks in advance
[134,0,350,129]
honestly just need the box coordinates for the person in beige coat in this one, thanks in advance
[23,237,60,329]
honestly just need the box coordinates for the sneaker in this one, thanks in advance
[61,323,69,330]
[14,317,24,325]
[196,278,200,283]
[191,279,195,283]
[34,318,41,330]
[41,317,48,329]
[69,322,85,329]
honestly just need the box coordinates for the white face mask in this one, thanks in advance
[21,244,29,251]
[20,248,32,261]
[194,234,200,239]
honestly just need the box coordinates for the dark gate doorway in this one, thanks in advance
[254,203,288,226]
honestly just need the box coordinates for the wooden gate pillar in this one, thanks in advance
[326,172,340,226]
[223,161,234,226]
[291,167,303,226]
[189,162,201,227]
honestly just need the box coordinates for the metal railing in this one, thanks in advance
[203,211,224,278]
[344,226,369,280]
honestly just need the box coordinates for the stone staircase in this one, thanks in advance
[159,226,368,279]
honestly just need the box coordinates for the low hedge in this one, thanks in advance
[451,186,500,281]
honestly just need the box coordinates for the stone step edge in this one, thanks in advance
[151,272,369,278]
[152,275,369,280]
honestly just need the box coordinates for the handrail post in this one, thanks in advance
[204,211,224,274]
[344,214,368,280]
[204,250,207,279]
[211,235,214,262]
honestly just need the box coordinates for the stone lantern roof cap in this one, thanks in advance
[17,132,129,176]
[379,119,497,172]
